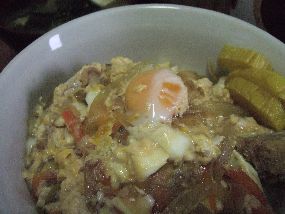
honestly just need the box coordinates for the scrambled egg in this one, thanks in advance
[23,57,269,214]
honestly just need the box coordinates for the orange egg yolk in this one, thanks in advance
[125,68,189,122]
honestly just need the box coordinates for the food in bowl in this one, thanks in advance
[23,45,285,213]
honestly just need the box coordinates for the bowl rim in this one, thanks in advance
[1,3,285,80]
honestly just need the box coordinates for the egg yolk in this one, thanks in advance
[125,68,189,122]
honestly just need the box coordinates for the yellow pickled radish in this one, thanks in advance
[227,68,285,103]
[218,45,272,72]
[226,77,285,131]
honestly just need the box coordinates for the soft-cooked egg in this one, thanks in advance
[127,123,187,162]
[127,123,222,165]
[125,68,189,123]
[126,138,169,181]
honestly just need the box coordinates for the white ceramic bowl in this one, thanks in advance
[0,4,285,213]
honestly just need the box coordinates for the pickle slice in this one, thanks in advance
[218,45,272,72]
[226,77,285,131]
[227,68,285,103]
